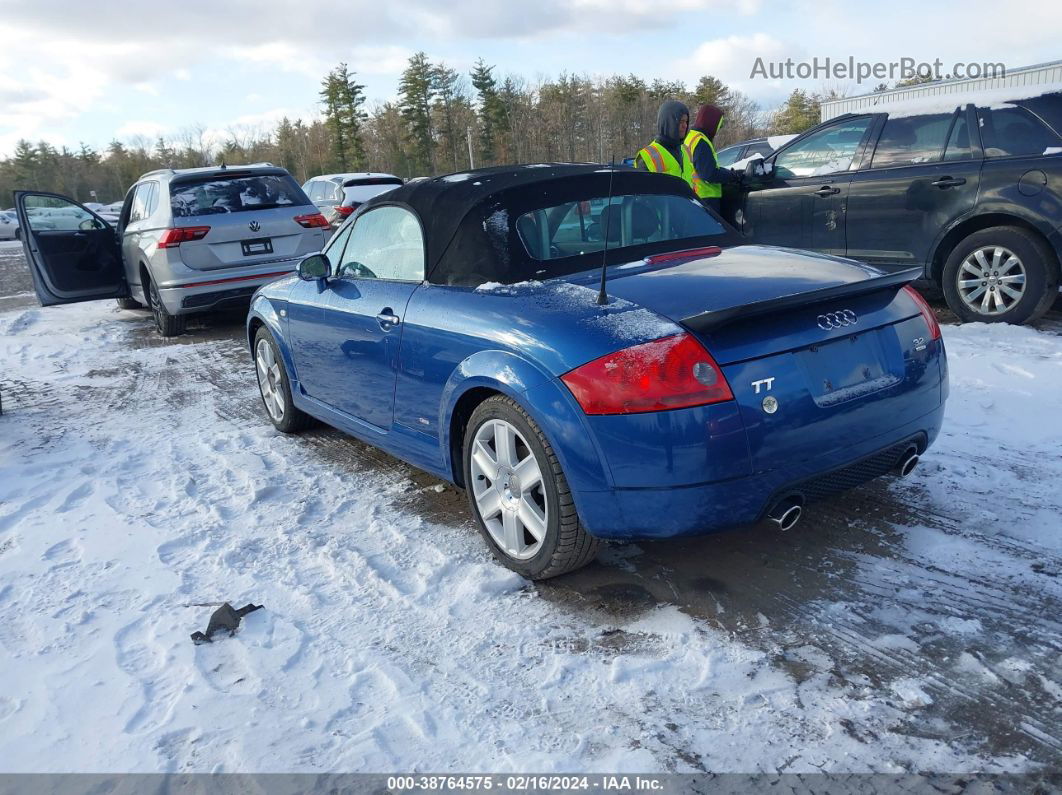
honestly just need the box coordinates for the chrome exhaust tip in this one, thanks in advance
[767,496,804,532]
[896,447,920,478]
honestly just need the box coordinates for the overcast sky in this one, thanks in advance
[1,0,1060,156]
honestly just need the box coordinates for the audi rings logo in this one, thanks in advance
[248,220,261,232]
[816,309,858,330]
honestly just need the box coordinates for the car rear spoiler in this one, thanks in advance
[680,267,924,333]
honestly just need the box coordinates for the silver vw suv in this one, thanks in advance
[16,164,330,336]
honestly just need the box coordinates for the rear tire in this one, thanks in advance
[942,226,1058,324]
[116,296,141,310]
[254,327,313,433]
[463,395,599,580]
[147,276,186,337]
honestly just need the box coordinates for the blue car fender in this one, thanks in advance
[247,295,299,387]
[440,350,612,494]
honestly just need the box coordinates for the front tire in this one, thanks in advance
[147,276,186,337]
[254,327,312,433]
[942,226,1058,324]
[463,396,599,579]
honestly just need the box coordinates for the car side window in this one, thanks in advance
[871,113,954,168]
[976,105,1062,157]
[715,146,741,167]
[143,182,159,217]
[943,112,974,161]
[22,195,102,231]
[322,222,354,264]
[336,206,424,282]
[773,118,872,178]
[128,184,150,223]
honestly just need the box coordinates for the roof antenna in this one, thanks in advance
[596,156,616,306]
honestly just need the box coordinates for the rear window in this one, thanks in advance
[343,183,401,205]
[976,104,1062,158]
[343,177,402,188]
[516,194,725,261]
[169,174,309,217]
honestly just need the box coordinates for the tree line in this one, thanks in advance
[0,51,845,206]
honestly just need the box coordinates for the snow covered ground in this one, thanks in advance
[0,242,1060,773]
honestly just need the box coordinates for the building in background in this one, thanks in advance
[821,60,1062,121]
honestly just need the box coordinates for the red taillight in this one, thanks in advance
[560,332,734,415]
[157,226,209,248]
[295,213,330,229]
[334,203,359,218]
[903,285,942,341]
[644,246,722,266]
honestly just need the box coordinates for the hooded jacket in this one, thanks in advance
[637,100,689,168]
[689,104,738,185]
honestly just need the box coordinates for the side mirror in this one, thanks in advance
[744,156,769,181]
[298,253,331,281]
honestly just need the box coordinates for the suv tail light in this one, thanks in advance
[157,226,209,248]
[903,285,942,341]
[561,333,733,415]
[334,203,360,218]
[295,213,330,229]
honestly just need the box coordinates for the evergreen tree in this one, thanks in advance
[399,52,437,174]
[320,63,368,171]
[433,63,471,172]
[471,59,506,165]
[770,89,820,134]
[693,75,731,109]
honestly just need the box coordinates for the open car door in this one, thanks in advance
[15,191,128,306]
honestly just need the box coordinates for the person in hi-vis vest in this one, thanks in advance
[635,100,696,195]
[684,104,740,214]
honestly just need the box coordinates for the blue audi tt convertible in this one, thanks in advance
[247,164,947,579]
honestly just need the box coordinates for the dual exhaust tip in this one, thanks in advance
[766,446,921,532]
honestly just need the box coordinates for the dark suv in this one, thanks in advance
[726,91,1062,324]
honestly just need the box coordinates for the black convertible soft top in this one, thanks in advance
[360,163,736,286]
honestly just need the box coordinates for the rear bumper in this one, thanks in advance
[570,403,944,540]
[156,262,299,314]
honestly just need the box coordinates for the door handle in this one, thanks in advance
[931,176,967,189]
[376,309,401,329]
[814,186,840,197]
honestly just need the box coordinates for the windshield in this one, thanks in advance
[515,194,725,262]
[170,174,309,217]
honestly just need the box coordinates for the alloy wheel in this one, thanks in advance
[255,338,286,422]
[149,282,165,333]
[957,245,1026,316]
[469,418,548,560]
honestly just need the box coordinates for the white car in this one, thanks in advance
[0,210,18,239]
[0,210,22,239]
[302,172,403,227]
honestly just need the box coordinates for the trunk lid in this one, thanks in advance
[598,244,942,472]
[601,244,920,363]
[174,205,320,270]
